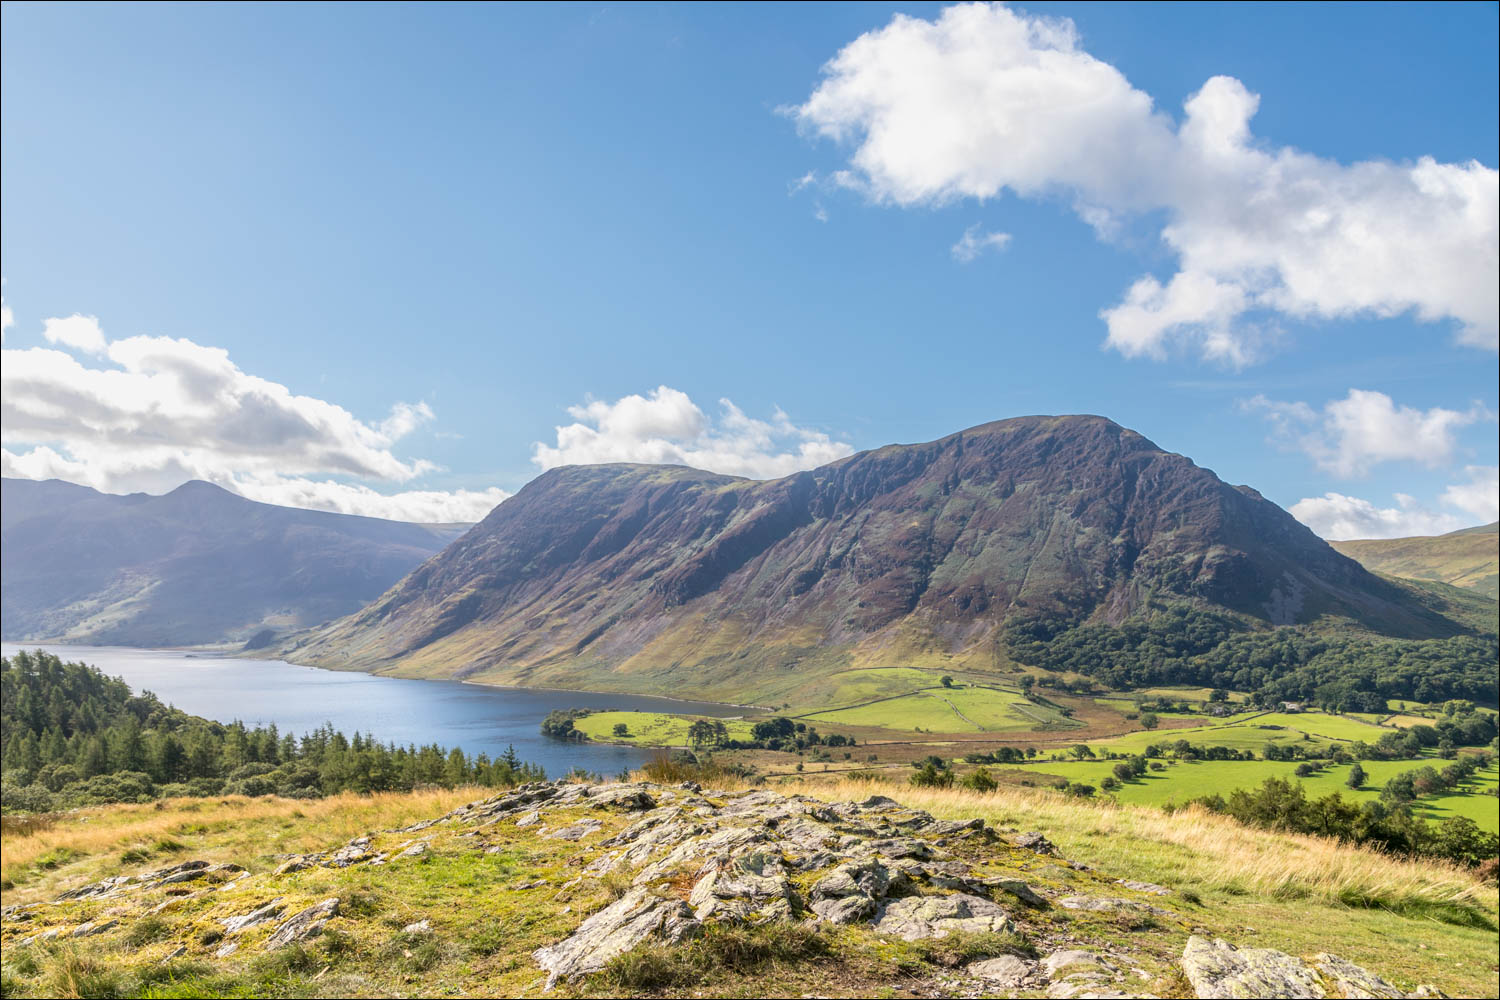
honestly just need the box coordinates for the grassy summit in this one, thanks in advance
[1332,522,1499,599]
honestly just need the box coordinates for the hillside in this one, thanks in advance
[279,415,1470,703]
[1,778,1491,998]
[1332,522,1499,600]
[0,479,466,647]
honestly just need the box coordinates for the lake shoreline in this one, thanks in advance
[4,638,769,714]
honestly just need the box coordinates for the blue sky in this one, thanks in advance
[2,2,1496,536]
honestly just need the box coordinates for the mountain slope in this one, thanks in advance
[0,478,467,646]
[1331,523,1499,599]
[280,415,1464,702]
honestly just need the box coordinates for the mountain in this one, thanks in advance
[278,415,1466,703]
[1,478,468,646]
[1331,522,1499,600]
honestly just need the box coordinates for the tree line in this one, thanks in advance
[1004,605,1497,707]
[1,650,543,813]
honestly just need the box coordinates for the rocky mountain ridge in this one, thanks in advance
[279,415,1463,700]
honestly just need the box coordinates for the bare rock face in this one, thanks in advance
[1180,936,1438,1000]
[265,898,340,949]
[968,953,1036,988]
[873,892,1014,941]
[532,888,698,988]
[222,899,285,935]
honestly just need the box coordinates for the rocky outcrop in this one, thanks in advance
[533,888,698,988]
[0,780,1454,999]
[265,898,340,949]
[1179,936,1441,1000]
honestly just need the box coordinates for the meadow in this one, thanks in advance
[570,710,757,746]
[1013,758,1499,832]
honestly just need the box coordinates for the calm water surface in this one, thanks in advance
[0,643,745,777]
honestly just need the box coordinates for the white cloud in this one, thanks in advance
[951,224,1012,262]
[1245,389,1487,477]
[1441,465,1499,525]
[42,314,108,355]
[1290,492,1467,540]
[532,385,853,480]
[793,3,1499,362]
[1,309,507,522]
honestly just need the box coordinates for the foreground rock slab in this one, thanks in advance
[1180,936,1441,1000]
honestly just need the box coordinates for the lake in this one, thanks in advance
[0,643,747,778]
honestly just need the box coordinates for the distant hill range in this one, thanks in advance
[1,478,467,647]
[276,415,1474,702]
[1331,522,1499,600]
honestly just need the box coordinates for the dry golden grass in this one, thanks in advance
[0,787,483,898]
[780,774,1494,911]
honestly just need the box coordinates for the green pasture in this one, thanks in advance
[813,667,966,708]
[804,684,1070,733]
[571,710,757,746]
[1012,758,1499,832]
[1132,686,1250,703]
[1084,709,1389,755]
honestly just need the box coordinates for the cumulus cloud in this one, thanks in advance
[532,385,853,479]
[1290,492,1468,540]
[42,314,108,355]
[792,3,1499,362]
[1441,465,1500,525]
[1244,389,1488,477]
[1,310,508,522]
[951,224,1012,262]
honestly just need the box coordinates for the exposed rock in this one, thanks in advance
[1178,936,1422,999]
[1044,949,1112,978]
[1115,879,1171,896]
[1059,895,1171,917]
[214,941,239,959]
[396,840,430,859]
[161,945,187,961]
[515,811,542,827]
[327,837,373,867]
[70,919,118,937]
[873,893,1014,941]
[223,899,285,934]
[969,953,1036,987]
[585,785,657,811]
[1015,831,1058,855]
[689,850,800,923]
[1312,953,1407,999]
[403,919,432,935]
[265,898,340,949]
[532,887,698,987]
[545,818,604,841]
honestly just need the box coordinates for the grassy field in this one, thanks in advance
[1012,758,1499,832]
[1078,709,1393,756]
[802,683,1075,734]
[571,710,757,747]
[807,667,964,707]
[1132,686,1251,703]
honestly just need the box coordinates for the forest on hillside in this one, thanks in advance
[0,650,543,813]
